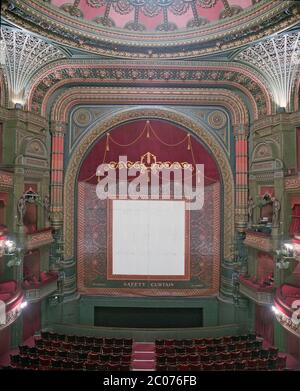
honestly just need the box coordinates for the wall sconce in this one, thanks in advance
[0,224,16,257]
[275,242,296,269]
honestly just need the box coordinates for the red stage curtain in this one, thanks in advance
[78,119,220,186]
[289,204,300,235]
[255,304,274,345]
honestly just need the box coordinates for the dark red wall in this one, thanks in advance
[255,304,274,345]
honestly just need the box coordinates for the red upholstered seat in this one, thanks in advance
[189,363,202,371]
[178,364,190,371]
[202,362,215,371]
[177,354,188,364]
[0,280,17,293]
[215,362,225,370]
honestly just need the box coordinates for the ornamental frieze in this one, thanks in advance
[28,62,270,117]
[0,171,13,189]
[285,176,300,191]
[2,0,299,60]
[244,231,272,252]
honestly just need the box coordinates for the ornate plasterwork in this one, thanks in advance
[237,31,300,111]
[50,86,248,126]
[63,108,235,261]
[0,26,66,105]
[244,231,272,252]
[2,0,298,59]
[0,170,13,189]
[2,0,299,59]
[285,176,300,191]
[54,0,248,32]
[68,105,231,156]
[26,60,271,118]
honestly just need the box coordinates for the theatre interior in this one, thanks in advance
[0,0,300,372]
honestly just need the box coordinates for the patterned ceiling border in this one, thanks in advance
[63,107,235,261]
[26,60,272,119]
[2,0,299,59]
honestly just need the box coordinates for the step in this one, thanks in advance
[133,342,155,352]
[131,360,156,370]
[133,352,156,360]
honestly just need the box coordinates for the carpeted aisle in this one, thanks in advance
[131,342,156,371]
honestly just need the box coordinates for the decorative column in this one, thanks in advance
[49,121,77,305]
[49,121,65,285]
[234,124,249,231]
[219,124,249,307]
[50,121,65,232]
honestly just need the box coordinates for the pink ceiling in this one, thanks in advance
[50,0,254,32]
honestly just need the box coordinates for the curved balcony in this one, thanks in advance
[244,230,272,252]
[273,284,300,338]
[239,275,275,305]
[26,228,53,250]
[0,280,24,330]
[22,271,58,303]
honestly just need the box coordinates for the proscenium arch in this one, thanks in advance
[63,108,235,266]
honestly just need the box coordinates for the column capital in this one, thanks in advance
[50,121,66,136]
[233,124,249,139]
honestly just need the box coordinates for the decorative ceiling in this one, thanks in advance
[2,0,300,59]
[52,0,254,33]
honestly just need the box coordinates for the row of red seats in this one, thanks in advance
[156,348,279,365]
[155,334,257,347]
[13,350,131,363]
[40,331,132,346]
[9,356,131,371]
[11,353,131,366]
[32,341,132,355]
[156,356,287,371]
[155,340,263,355]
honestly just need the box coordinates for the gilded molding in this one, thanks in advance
[50,86,249,126]
[26,60,272,119]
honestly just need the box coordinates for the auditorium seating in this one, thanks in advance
[155,334,287,371]
[7,331,133,371]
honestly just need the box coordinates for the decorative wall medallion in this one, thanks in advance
[207,110,227,129]
[73,108,92,127]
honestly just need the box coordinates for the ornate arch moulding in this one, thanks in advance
[2,0,299,59]
[63,108,235,262]
[26,60,272,119]
[50,87,249,127]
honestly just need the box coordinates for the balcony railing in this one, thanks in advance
[26,228,53,250]
[239,277,274,305]
[24,278,58,303]
[244,230,272,252]
[23,272,58,303]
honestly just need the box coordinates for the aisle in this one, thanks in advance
[131,342,156,371]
